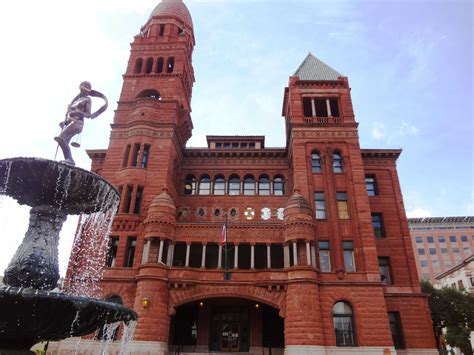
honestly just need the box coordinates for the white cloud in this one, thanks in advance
[371,122,385,140]
[399,120,420,136]
[406,208,433,218]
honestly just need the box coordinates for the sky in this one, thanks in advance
[0,0,472,276]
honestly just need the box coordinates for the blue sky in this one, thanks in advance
[0,0,472,275]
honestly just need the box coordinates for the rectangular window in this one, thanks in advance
[421,260,428,267]
[418,249,425,255]
[427,236,434,243]
[415,237,423,243]
[141,144,150,168]
[123,185,133,213]
[337,192,349,219]
[342,241,355,272]
[122,144,131,167]
[131,143,141,167]
[464,247,471,255]
[159,24,165,36]
[106,237,119,267]
[438,236,445,243]
[388,312,405,349]
[303,97,312,117]
[429,248,436,255]
[444,260,451,268]
[329,98,340,117]
[470,277,474,287]
[124,237,137,267]
[314,192,326,220]
[314,98,328,117]
[457,280,464,291]
[432,260,440,270]
[365,175,377,196]
[461,235,468,242]
[449,235,457,242]
[372,213,385,238]
[378,257,392,284]
[441,248,448,254]
[319,241,331,272]
[452,247,460,254]
[134,186,144,214]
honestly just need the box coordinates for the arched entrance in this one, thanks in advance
[169,298,284,353]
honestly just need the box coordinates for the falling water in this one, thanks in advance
[98,321,120,354]
[119,320,137,355]
[66,190,119,297]
[0,160,12,207]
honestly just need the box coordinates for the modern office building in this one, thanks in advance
[60,0,436,353]
[408,217,474,284]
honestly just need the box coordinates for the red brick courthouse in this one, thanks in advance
[64,0,436,353]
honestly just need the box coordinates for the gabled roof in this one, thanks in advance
[294,53,343,81]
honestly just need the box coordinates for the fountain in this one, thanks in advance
[0,83,137,353]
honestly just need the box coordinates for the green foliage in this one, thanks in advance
[445,326,473,355]
[421,280,474,352]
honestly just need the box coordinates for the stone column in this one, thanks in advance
[311,98,316,116]
[133,277,170,353]
[201,244,206,268]
[326,99,332,116]
[284,244,290,268]
[167,243,174,267]
[251,244,255,269]
[158,239,164,264]
[141,239,151,265]
[284,283,324,350]
[267,244,271,269]
[234,244,239,269]
[311,244,317,268]
[185,243,190,267]
[306,241,311,266]
[292,242,298,266]
[218,245,223,268]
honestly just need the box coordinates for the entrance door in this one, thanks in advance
[221,322,240,352]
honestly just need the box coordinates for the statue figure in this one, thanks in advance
[54,81,108,165]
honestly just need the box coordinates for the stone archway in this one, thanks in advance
[168,283,286,317]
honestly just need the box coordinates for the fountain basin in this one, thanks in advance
[0,157,118,215]
[0,286,138,349]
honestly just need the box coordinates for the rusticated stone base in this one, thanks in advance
[46,339,168,354]
[284,346,398,355]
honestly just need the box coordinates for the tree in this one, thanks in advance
[421,280,474,353]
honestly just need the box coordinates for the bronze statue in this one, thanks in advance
[54,81,108,165]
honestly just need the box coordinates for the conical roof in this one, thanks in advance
[149,0,193,29]
[294,53,343,81]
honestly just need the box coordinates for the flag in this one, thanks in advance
[220,220,227,246]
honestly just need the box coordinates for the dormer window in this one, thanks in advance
[303,97,340,117]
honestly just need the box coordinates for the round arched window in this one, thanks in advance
[332,302,355,346]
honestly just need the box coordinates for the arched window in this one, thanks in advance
[243,175,255,195]
[198,175,211,195]
[156,57,164,73]
[184,175,196,195]
[167,57,175,73]
[134,58,143,74]
[273,175,285,196]
[333,302,356,346]
[333,152,343,173]
[228,175,240,195]
[213,175,225,195]
[137,89,161,100]
[258,175,270,195]
[145,57,153,74]
[311,151,322,173]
